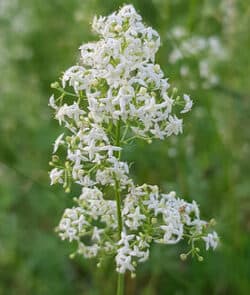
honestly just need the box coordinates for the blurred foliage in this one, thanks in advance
[0,0,250,294]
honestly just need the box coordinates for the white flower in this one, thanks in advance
[118,232,135,247]
[49,94,57,109]
[55,102,84,125]
[143,191,159,214]
[203,231,219,250]
[92,226,104,242]
[165,115,183,136]
[116,252,135,273]
[62,65,85,91]
[66,227,78,242]
[80,187,103,201]
[125,206,146,230]
[72,214,89,231]
[181,94,193,114]
[53,133,64,153]
[59,218,71,231]
[160,224,183,244]
[78,243,99,258]
[49,168,64,185]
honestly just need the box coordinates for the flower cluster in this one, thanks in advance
[49,5,218,275]
[60,5,192,139]
[168,26,227,89]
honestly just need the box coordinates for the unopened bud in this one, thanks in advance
[131,273,136,279]
[115,24,122,32]
[209,218,216,226]
[52,155,59,162]
[154,64,160,73]
[151,217,157,224]
[139,87,147,95]
[173,87,178,94]
[66,136,71,143]
[180,253,187,261]
[149,41,155,48]
[51,81,60,89]
[92,78,98,86]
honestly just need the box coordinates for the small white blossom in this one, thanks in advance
[165,115,183,136]
[92,226,104,242]
[49,94,57,109]
[49,168,63,185]
[203,232,219,250]
[53,133,64,153]
[125,206,146,230]
[181,94,193,114]
[55,102,84,125]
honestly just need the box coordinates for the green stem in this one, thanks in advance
[57,87,78,97]
[117,273,124,295]
[187,0,198,31]
[114,119,124,295]
[115,119,121,158]
[115,179,123,238]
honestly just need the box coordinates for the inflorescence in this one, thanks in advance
[49,5,218,276]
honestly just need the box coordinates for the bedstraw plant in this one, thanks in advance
[49,5,218,295]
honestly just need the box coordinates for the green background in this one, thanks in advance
[0,0,249,294]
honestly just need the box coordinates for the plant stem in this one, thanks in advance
[117,273,124,295]
[115,179,123,239]
[115,119,121,159]
[188,0,198,31]
[114,119,124,295]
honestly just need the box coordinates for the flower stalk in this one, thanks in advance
[114,120,125,295]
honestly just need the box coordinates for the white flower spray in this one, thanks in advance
[168,26,227,89]
[49,5,218,294]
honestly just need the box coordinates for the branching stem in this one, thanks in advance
[114,119,124,295]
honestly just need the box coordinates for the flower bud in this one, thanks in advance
[139,87,147,95]
[51,81,60,89]
[52,155,59,162]
[69,253,75,259]
[154,64,160,73]
[151,217,157,224]
[114,24,122,32]
[209,218,216,226]
[180,253,187,261]
[65,187,71,193]
[131,273,136,279]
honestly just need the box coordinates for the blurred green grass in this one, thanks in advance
[0,0,250,294]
